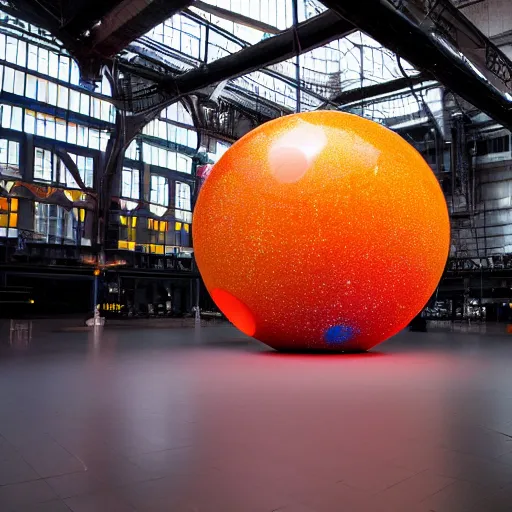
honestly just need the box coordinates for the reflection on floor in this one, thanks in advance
[1,322,512,511]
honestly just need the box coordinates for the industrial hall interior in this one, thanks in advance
[1,0,512,511]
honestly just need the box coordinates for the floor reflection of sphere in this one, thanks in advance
[193,111,450,352]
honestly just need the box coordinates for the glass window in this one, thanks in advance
[58,56,70,82]
[45,116,56,139]
[69,90,80,112]
[67,123,77,145]
[143,122,153,137]
[38,48,49,75]
[150,174,169,206]
[188,130,198,149]
[34,147,55,181]
[119,215,137,244]
[34,202,76,243]
[61,153,94,188]
[70,59,80,85]
[176,154,191,174]
[142,142,189,171]
[27,44,38,70]
[91,98,101,119]
[167,151,177,170]
[24,109,36,134]
[176,127,187,147]
[162,102,194,126]
[16,40,27,67]
[37,78,48,103]
[77,126,85,147]
[89,129,100,150]
[0,197,18,235]
[36,113,46,136]
[0,34,6,60]
[100,100,112,122]
[56,118,66,141]
[48,51,59,79]
[80,93,90,116]
[77,125,88,147]
[84,156,94,188]
[7,141,18,167]
[158,147,167,168]
[3,67,14,93]
[11,107,22,131]
[125,140,139,161]
[48,82,57,106]
[175,181,191,222]
[2,105,11,129]
[158,120,167,139]
[0,139,20,169]
[100,74,111,96]
[5,36,17,63]
[14,71,25,96]
[57,85,69,109]
[121,168,140,199]
[151,145,158,165]
[26,74,37,99]
[99,131,109,152]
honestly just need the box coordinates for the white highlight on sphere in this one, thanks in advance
[268,121,327,183]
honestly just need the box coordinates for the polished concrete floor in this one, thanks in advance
[2,322,512,511]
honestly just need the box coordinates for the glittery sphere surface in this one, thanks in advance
[193,111,450,352]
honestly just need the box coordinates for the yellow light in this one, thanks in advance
[29,299,35,304]
[93,269,101,276]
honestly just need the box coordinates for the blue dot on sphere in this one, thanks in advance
[324,325,354,344]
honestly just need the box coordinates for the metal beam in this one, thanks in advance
[88,0,194,57]
[192,1,281,35]
[395,0,512,99]
[160,10,355,96]
[323,72,431,108]
[62,0,122,35]
[321,0,512,128]
[492,29,512,48]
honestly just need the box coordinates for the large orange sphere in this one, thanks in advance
[193,111,450,351]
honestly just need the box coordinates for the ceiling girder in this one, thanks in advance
[323,72,431,108]
[320,0,512,128]
[5,0,194,80]
[62,0,122,35]
[158,10,355,99]
[392,0,512,98]
[192,0,281,35]
[87,0,194,57]
[118,10,356,110]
